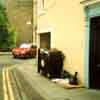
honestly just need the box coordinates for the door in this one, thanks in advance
[40,32,51,49]
[89,16,100,89]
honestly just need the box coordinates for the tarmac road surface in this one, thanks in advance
[0,54,44,100]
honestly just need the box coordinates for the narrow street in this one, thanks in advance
[1,54,100,100]
[0,54,44,100]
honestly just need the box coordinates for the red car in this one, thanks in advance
[12,43,37,58]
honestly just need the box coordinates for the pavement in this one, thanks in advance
[0,52,12,55]
[0,53,100,100]
[9,59,100,100]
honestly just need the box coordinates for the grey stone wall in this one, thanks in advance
[6,0,33,46]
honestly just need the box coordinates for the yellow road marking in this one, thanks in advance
[3,68,8,100]
[6,68,15,100]
[3,67,15,100]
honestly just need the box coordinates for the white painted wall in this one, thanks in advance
[37,0,86,85]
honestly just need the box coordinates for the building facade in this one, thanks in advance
[37,0,100,88]
[6,0,33,46]
[37,0,86,86]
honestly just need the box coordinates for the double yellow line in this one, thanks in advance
[3,68,15,100]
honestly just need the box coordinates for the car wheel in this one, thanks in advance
[13,55,17,58]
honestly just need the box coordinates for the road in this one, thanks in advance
[0,54,32,65]
[0,54,44,100]
[1,54,100,100]
[0,54,21,100]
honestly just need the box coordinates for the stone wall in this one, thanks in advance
[6,0,33,46]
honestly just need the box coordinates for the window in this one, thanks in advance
[37,0,45,16]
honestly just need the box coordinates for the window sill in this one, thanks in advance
[37,9,46,16]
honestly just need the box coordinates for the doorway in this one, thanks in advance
[89,16,100,89]
[40,32,51,49]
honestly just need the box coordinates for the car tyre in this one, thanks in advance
[13,55,17,58]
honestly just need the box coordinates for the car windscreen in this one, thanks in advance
[20,44,31,48]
